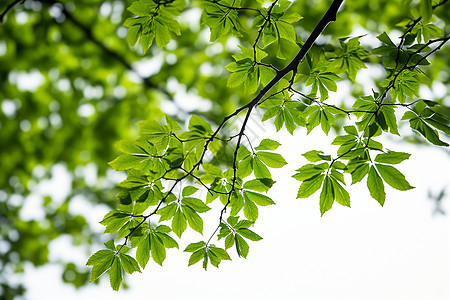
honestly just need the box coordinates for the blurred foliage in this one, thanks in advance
[0,0,448,298]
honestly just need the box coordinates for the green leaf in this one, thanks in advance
[296,174,325,198]
[331,178,350,207]
[225,234,235,249]
[420,0,432,22]
[237,156,253,178]
[150,233,166,266]
[182,197,211,213]
[319,176,334,216]
[203,3,241,42]
[256,151,287,168]
[104,240,116,251]
[292,163,327,181]
[166,114,182,132]
[344,125,358,136]
[188,114,213,135]
[184,241,206,252]
[182,186,199,197]
[156,232,179,249]
[209,246,231,261]
[126,24,141,46]
[120,254,141,274]
[155,225,171,234]
[243,178,275,192]
[136,234,151,268]
[367,166,385,206]
[188,249,205,266]
[253,158,272,179]
[409,117,449,146]
[89,255,114,283]
[87,250,114,266]
[109,258,122,291]
[235,234,249,258]
[172,208,187,238]
[235,219,254,229]
[376,164,414,191]
[182,206,204,234]
[381,105,399,135]
[244,191,275,206]
[158,203,177,221]
[303,150,331,162]
[349,162,369,184]
[237,228,263,241]
[243,197,259,221]
[377,32,396,46]
[109,154,147,171]
[255,139,281,151]
[374,151,410,164]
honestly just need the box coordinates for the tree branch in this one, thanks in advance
[0,0,24,23]
[120,0,345,249]
[205,0,345,244]
[40,0,172,98]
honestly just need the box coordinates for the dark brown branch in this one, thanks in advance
[205,0,345,245]
[0,0,24,23]
[121,0,345,249]
[432,0,448,9]
[40,0,171,98]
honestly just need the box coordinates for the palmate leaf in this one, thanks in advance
[236,141,287,180]
[329,36,368,82]
[256,2,302,47]
[386,70,420,104]
[305,71,340,101]
[260,97,305,134]
[254,0,302,59]
[217,216,262,258]
[225,47,276,94]
[304,105,336,135]
[124,0,184,53]
[184,241,230,270]
[201,0,242,42]
[413,22,443,43]
[165,195,210,237]
[402,101,450,146]
[318,171,351,215]
[135,225,179,268]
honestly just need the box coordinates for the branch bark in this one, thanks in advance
[0,0,24,23]
[122,0,345,249]
[40,0,172,98]
[204,0,345,244]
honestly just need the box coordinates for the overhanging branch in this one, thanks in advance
[0,0,24,23]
